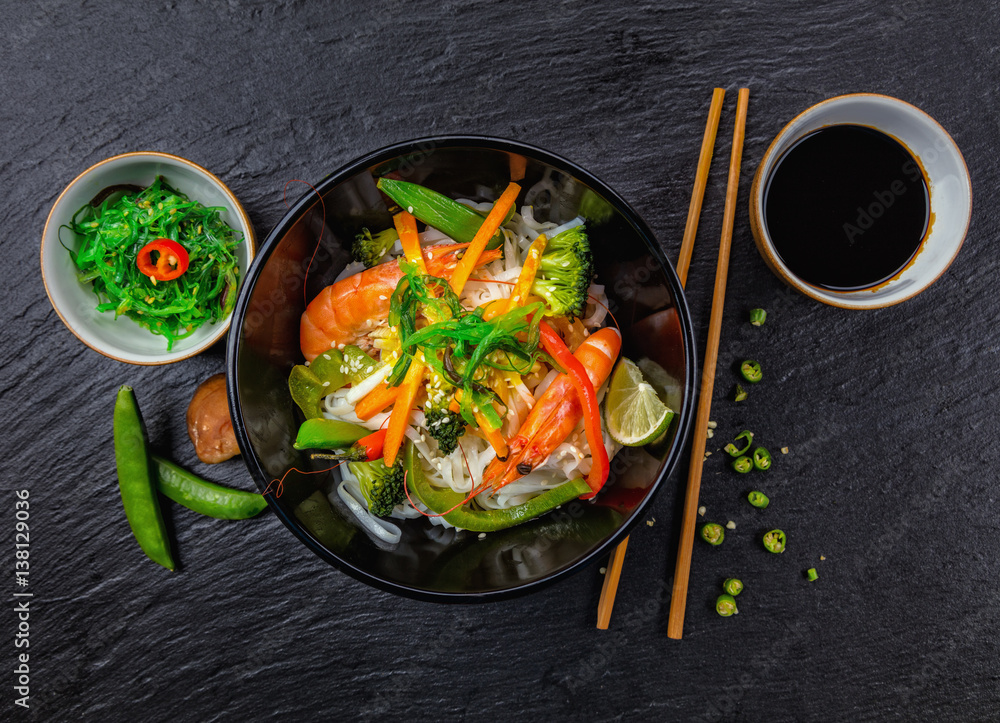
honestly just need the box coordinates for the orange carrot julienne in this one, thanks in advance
[474,409,509,460]
[383,357,425,467]
[506,233,547,312]
[449,182,520,295]
[393,211,428,275]
[354,383,400,421]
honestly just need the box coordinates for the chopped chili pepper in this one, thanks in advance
[749,308,767,326]
[724,430,754,457]
[740,360,762,383]
[806,568,819,582]
[723,578,743,596]
[734,384,748,402]
[715,594,738,617]
[763,529,786,554]
[700,523,725,546]
[136,238,189,281]
[753,446,772,470]
[747,490,770,508]
[538,321,608,497]
[731,455,753,474]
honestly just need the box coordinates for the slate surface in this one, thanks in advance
[2,1,998,721]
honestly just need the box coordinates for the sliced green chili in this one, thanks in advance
[749,308,767,326]
[724,430,753,457]
[716,594,738,617]
[740,360,762,383]
[747,490,770,508]
[700,523,725,546]
[734,384,748,402]
[807,568,819,582]
[763,529,786,554]
[723,578,743,596]
[731,455,753,474]
[753,447,772,471]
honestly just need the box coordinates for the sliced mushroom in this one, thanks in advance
[187,373,239,464]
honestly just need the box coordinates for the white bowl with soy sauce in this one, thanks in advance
[749,93,972,309]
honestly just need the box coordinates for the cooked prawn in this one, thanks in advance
[482,326,621,489]
[300,243,502,361]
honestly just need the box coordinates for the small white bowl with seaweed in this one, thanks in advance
[41,152,255,364]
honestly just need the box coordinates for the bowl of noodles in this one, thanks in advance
[227,137,696,600]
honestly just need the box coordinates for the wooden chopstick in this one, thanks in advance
[667,87,750,640]
[596,88,726,630]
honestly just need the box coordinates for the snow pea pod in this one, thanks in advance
[293,419,370,450]
[113,386,175,571]
[153,456,266,520]
[404,443,589,532]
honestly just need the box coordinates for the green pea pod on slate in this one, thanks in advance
[113,386,175,571]
[153,455,267,520]
[294,418,370,450]
[405,443,589,532]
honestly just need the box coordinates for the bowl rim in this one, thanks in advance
[748,92,973,309]
[227,134,697,601]
[40,150,257,365]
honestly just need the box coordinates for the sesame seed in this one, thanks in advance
[322,382,330,387]
[478,532,486,540]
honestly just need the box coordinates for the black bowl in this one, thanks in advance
[226,136,696,601]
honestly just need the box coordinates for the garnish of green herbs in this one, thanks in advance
[740,360,762,383]
[63,176,241,350]
[700,523,725,546]
[749,308,767,326]
[747,490,770,508]
[724,430,754,457]
[753,447,772,470]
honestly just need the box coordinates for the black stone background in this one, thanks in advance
[2,1,998,721]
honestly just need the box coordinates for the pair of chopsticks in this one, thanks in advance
[596,87,751,637]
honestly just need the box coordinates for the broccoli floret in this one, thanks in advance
[347,458,405,517]
[530,225,594,319]
[424,405,466,456]
[352,227,399,268]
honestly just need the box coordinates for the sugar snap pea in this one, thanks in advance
[114,386,175,571]
[153,456,267,520]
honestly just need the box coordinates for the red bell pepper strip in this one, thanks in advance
[136,238,189,281]
[539,321,609,497]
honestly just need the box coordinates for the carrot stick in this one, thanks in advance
[506,234,547,312]
[393,211,428,275]
[354,383,400,421]
[449,182,520,295]
[383,357,425,467]
[474,409,509,460]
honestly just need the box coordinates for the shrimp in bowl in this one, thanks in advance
[285,175,666,541]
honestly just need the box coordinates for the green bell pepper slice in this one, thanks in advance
[404,443,590,532]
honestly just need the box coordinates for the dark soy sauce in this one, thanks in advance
[763,124,929,291]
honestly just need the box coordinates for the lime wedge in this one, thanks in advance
[605,357,675,447]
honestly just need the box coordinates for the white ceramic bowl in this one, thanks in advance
[749,93,972,309]
[41,152,255,364]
